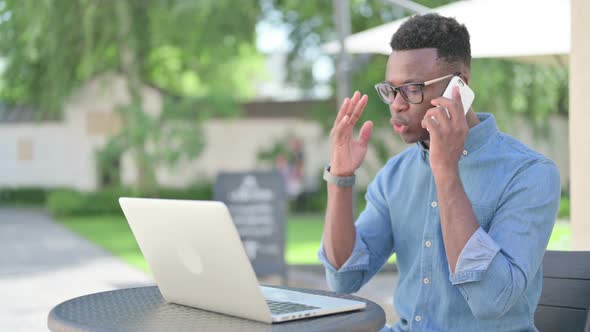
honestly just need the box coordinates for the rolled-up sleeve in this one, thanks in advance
[318,231,371,293]
[450,227,501,284]
[449,160,560,320]
[318,168,395,294]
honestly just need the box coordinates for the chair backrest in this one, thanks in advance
[534,250,590,332]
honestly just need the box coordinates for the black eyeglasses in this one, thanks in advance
[374,72,460,105]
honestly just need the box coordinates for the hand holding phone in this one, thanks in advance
[442,76,475,115]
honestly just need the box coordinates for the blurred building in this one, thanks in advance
[0,73,333,192]
[0,73,160,191]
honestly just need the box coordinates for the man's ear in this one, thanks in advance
[461,65,471,85]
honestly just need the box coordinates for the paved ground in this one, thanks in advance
[0,207,399,331]
[0,208,155,331]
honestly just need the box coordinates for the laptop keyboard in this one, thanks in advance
[266,300,320,315]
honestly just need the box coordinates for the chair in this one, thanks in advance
[534,250,590,332]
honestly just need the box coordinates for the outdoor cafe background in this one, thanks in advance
[0,0,579,264]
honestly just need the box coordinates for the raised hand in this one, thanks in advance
[329,91,374,177]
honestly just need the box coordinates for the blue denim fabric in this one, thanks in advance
[318,113,560,332]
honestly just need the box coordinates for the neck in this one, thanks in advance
[465,110,480,128]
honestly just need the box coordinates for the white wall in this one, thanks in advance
[0,122,95,189]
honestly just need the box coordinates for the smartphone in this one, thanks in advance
[442,76,475,115]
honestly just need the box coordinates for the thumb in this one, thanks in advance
[357,121,374,147]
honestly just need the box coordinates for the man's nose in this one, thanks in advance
[389,92,409,114]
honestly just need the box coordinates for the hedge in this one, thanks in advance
[0,187,49,205]
[47,184,213,217]
[44,182,369,217]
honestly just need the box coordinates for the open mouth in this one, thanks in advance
[391,118,409,134]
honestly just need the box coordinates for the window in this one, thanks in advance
[18,138,33,161]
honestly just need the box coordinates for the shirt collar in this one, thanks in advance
[415,113,498,155]
[416,140,429,161]
[463,113,499,153]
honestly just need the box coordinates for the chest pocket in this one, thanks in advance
[471,204,495,232]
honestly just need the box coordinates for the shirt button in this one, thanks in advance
[431,201,437,208]
[462,149,468,156]
[415,315,422,322]
[425,240,432,248]
[423,277,430,284]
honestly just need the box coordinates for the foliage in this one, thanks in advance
[0,0,264,193]
[558,193,570,219]
[289,188,328,214]
[46,184,213,217]
[155,184,214,202]
[47,187,135,216]
[289,181,367,215]
[95,92,244,188]
[266,0,456,89]
[256,134,301,164]
[0,0,262,113]
[469,59,568,134]
[162,94,242,121]
[257,141,289,164]
[0,187,48,205]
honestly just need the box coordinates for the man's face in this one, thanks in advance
[385,48,452,144]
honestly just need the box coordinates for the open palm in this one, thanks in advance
[329,91,374,176]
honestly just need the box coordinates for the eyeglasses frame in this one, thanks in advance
[374,72,461,105]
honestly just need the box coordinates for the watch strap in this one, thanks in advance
[323,165,356,187]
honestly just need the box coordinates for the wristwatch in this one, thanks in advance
[323,165,356,187]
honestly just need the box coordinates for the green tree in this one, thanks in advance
[469,59,568,135]
[266,0,455,90]
[0,0,263,193]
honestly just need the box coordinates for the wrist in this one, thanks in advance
[328,168,355,177]
[433,166,461,187]
[432,161,459,176]
[323,165,356,187]
[327,161,355,177]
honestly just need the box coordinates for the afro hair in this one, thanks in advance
[390,13,471,67]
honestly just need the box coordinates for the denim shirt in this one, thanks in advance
[318,113,561,332]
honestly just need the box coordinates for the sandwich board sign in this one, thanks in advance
[214,171,287,280]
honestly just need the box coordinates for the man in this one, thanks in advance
[318,13,560,331]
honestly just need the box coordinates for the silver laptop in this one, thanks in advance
[118,197,366,323]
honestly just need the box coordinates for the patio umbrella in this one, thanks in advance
[322,0,570,65]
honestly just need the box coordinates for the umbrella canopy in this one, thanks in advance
[322,0,570,65]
